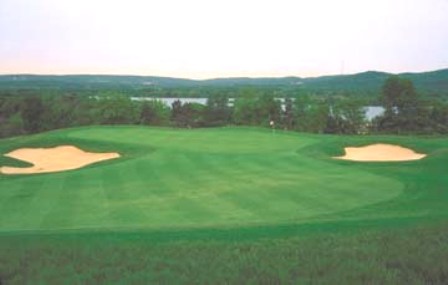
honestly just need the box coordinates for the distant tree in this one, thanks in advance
[326,99,366,134]
[0,113,24,138]
[377,76,428,133]
[21,96,45,133]
[96,94,137,124]
[171,99,184,127]
[41,95,78,130]
[233,91,257,125]
[205,95,231,126]
[283,97,294,130]
[430,102,448,133]
[72,97,99,126]
[381,76,418,115]
[184,103,206,127]
[170,100,206,128]
[140,102,153,124]
[294,96,329,133]
[255,94,282,127]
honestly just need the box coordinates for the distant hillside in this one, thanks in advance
[0,69,447,95]
[0,74,197,89]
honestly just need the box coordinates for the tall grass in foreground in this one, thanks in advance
[1,222,447,284]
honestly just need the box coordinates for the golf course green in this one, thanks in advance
[1,126,447,284]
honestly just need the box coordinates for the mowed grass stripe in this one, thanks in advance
[65,168,112,228]
[0,176,47,230]
[133,154,173,197]
[39,171,92,229]
[0,179,25,224]
[114,157,170,223]
[2,177,45,229]
[0,126,411,231]
[159,151,205,194]
[99,163,148,228]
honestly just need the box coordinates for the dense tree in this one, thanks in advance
[183,103,206,127]
[255,94,282,127]
[282,98,295,130]
[171,100,206,128]
[0,113,23,138]
[171,100,184,127]
[2,82,448,138]
[139,100,170,126]
[294,96,329,133]
[430,102,448,133]
[41,95,79,130]
[381,76,418,115]
[205,95,231,126]
[325,99,366,134]
[232,88,257,125]
[96,94,138,125]
[21,96,45,133]
[377,76,428,133]
[233,91,281,127]
[72,97,100,126]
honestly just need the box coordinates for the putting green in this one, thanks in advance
[0,127,404,232]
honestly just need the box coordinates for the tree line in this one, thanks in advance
[1,76,448,138]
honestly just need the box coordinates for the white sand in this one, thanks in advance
[0,145,120,174]
[334,143,426,162]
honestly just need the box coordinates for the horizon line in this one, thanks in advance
[0,67,446,81]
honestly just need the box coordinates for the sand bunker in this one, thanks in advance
[334,143,426,162]
[0,145,120,174]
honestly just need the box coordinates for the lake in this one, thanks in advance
[131,97,384,121]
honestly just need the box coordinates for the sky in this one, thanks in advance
[1,0,447,79]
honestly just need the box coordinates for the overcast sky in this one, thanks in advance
[1,0,447,79]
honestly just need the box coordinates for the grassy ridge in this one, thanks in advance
[0,126,448,284]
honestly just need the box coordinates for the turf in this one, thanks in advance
[0,126,448,284]
[0,126,405,231]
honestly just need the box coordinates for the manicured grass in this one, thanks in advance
[0,127,405,231]
[0,126,448,284]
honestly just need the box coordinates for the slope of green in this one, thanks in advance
[1,126,448,284]
[0,127,404,232]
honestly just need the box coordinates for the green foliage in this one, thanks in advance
[233,90,281,127]
[294,96,329,133]
[41,95,79,129]
[139,100,170,126]
[0,113,23,138]
[282,97,295,130]
[375,76,432,134]
[429,101,448,133]
[205,95,231,126]
[381,76,418,114]
[21,96,45,133]
[2,75,448,138]
[325,99,366,134]
[95,94,138,125]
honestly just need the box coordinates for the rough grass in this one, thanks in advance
[0,126,448,284]
[1,221,447,284]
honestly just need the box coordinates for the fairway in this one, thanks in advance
[2,126,448,284]
[0,126,421,232]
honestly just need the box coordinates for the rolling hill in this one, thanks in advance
[0,68,447,94]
